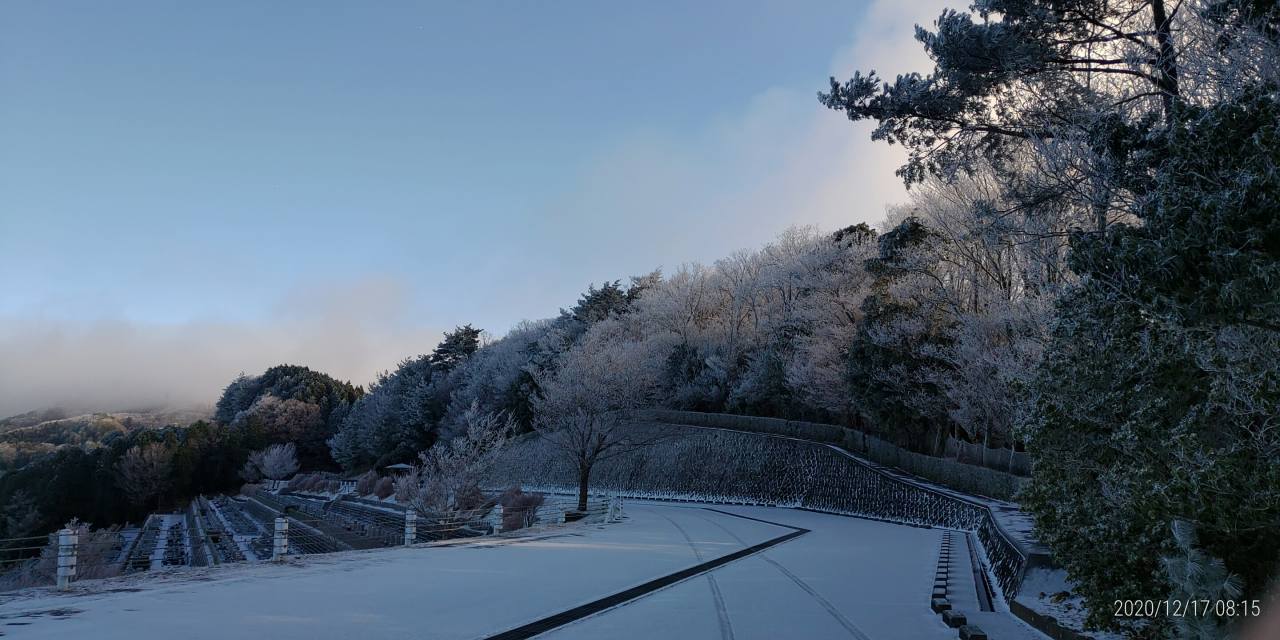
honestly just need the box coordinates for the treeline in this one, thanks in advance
[0,409,212,473]
[316,0,1280,635]
[0,366,359,541]
[3,3,1276,634]
[213,364,363,470]
[0,416,129,473]
[322,214,1044,474]
[817,1,1280,635]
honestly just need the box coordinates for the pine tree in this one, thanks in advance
[430,325,482,372]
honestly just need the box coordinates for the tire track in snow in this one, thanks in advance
[694,509,872,640]
[480,506,807,640]
[658,513,736,640]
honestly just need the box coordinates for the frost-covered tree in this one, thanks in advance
[532,319,672,511]
[213,372,257,424]
[394,403,514,518]
[243,443,299,481]
[1162,520,1245,639]
[213,364,361,469]
[328,325,496,472]
[816,3,1280,629]
[876,170,1067,451]
[440,319,554,435]
[821,0,1190,189]
[846,217,956,453]
[330,353,446,471]
[1023,89,1280,633]
[234,396,322,446]
[114,443,173,509]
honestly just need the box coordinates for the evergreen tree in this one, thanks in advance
[570,281,630,325]
[846,218,955,453]
[430,325,482,372]
[820,0,1184,186]
[1024,90,1280,632]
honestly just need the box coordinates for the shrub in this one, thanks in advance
[455,484,488,513]
[354,470,379,496]
[499,486,545,531]
[373,476,395,499]
[287,472,327,492]
[0,520,123,591]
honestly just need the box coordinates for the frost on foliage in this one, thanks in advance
[0,519,124,590]
[395,404,514,519]
[242,443,300,482]
[1161,520,1244,640]
[114,443,174,508]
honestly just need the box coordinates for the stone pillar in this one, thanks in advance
[56,528,78,590]
[404,511,417,546]
[272,517,289,561]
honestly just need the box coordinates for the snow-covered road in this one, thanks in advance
[543,505,1045,640]
[0,503,1046,639]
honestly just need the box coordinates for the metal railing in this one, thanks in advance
[0,490,624,594]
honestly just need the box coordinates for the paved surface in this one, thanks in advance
[0,503,1046,639]
[544,505,1048,640]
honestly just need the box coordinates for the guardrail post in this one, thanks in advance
[272,517,288,561]
[403,511,417,545]
[492,504,504,534]
[56,528,78,590]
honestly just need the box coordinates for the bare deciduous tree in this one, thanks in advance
[533,329,670,511]
[394,402,514,519]
[243,443,300,482]
[114,443,173,509]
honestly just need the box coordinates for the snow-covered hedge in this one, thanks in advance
[483,422,1029,598]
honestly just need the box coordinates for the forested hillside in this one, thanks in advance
[0,368,356,542]
[2,2,1276,637]
[0,409,211,472]
[314,1,1280,635]
[818,1,1280,635]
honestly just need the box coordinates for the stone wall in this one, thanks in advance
[483,420,1036,599]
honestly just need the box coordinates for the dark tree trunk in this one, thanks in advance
[1150,0,1181,120]
[577,463,591,512]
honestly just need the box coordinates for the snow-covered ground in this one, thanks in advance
[1016,568,1126,640]
[0,503,1047,639]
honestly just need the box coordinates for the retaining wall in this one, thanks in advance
[484,418,1041,599]
[642,410,1029,500]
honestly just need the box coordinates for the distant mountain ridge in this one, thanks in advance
[0,406,212,433]
[0,406,212,472]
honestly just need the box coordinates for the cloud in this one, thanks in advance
[0,277,442,417]
[0,2,953,418]
[517,0,951,305]
[830,0,950,80]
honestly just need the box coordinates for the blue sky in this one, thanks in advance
[0,0,947,413]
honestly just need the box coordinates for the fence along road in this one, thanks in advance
[0,502,1051,640]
